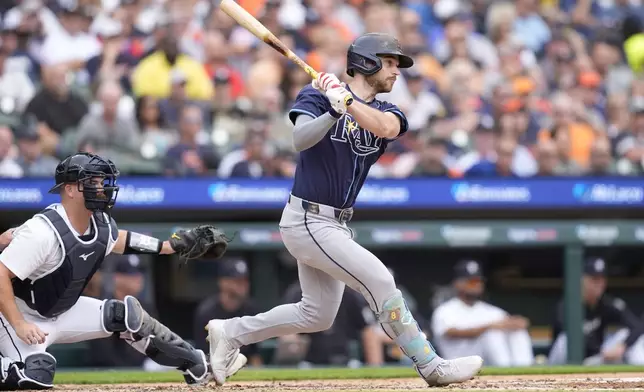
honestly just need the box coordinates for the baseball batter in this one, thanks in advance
[206,33,483,386]
[0,153,245,390]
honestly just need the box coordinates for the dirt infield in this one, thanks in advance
[53,373,644,391]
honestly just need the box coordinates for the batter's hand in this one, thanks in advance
[326,86,352,116]
[14,320,48,345]
[312,72,342,92]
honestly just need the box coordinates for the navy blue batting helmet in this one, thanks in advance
[346,33,414,77]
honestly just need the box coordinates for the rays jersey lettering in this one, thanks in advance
[330,115,383,156]
[288,85,408,209]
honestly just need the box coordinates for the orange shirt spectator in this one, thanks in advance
[538,123,596,167]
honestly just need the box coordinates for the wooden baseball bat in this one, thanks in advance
[212,0,353,106]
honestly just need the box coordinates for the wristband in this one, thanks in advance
[329,109,343,119]
[123,231,162,254]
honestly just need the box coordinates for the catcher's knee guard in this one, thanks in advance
[123,296,209,384]
[101,298,143,334]
[379,290,436,367]
[0,353,56,390]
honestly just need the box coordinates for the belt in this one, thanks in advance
[288,194,354,223]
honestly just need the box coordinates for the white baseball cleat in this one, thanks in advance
[206,319,247,385]
[416,355,483,386]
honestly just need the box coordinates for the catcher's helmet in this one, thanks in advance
[49,152,120,214]
[346,32,414,77]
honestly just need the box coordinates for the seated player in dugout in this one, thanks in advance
[193,258,263,367]
[548,258,644,365]
[275,279,386,367]
[0,152,243,390]
[431,260,534,367]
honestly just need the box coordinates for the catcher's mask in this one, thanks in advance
[49,152,120,217]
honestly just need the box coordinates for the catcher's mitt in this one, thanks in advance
[169,225,232,260]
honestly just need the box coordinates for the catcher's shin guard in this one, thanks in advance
[0,353,56,390]
[124,296,209,384]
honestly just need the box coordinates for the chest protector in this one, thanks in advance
[12,208,115,318]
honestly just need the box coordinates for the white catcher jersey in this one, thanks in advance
[0,203,117,317]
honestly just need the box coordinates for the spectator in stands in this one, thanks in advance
[163,104,219,176]
[0,0,639,180]
[2,3,43,83]
[158,69,211,130]
[4,0,63,39]
[0,42,35,115]
[533,139,561,176]
[548,258,644,365]
[433,0,499,69]
[539,91,595,171]
[23,63,88,156]
[39,3,101,69]
[263,148,296,178]
[202,29,244,101]
[396,66,446,132]
[226,131,273,178]
[0,126,23,178]
[587,138,616,175]
[614,96,644,175]
[410,137,451,177]
[136,95,176,160]
[275,281,385,367]
[13,115,57,177]
[431,260,534,367]
[131,32,214,101]
[84,253,159,369]
[85,17,137,92]
[211,68,236,113]
[465,136,519,177]
[75,79,146,172]
[512,0,551,55]
[218,122,277,178]
[388,129,425,178]
[453,116,497,174]
[193,258,263,367]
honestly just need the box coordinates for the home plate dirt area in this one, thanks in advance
[53,373,644,392]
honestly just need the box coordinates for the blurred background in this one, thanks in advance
[2,0,644,371]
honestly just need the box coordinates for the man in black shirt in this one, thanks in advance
[548,258,644,365]
[276,281,385,367]
[23,64,88,136]
[193,259,262,366]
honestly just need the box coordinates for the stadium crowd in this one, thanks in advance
[0,0,644,179]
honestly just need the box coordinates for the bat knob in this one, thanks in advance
[344,96,354,106]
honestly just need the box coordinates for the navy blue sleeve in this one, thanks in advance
[85,55,101,81]
[288,85,330,125]
[230,161,252,178]
[382,101,409,140]
[464,161,495,177]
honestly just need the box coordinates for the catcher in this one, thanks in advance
[0,152,245,390]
